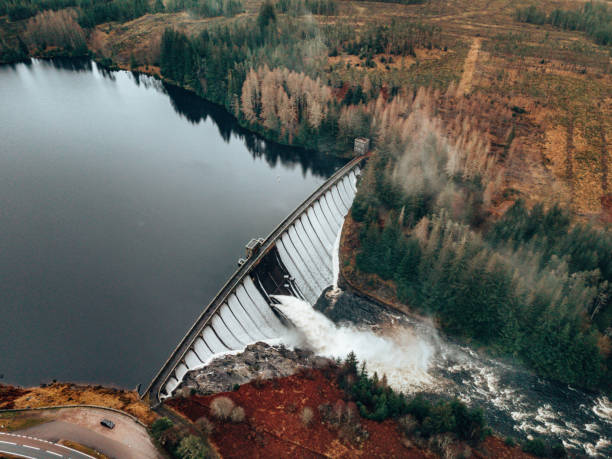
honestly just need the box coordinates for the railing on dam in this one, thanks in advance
[142,155,366,405]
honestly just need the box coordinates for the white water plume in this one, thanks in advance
[274,294,434,392]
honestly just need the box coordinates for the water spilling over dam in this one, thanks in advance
[274,295,434,391]
[143,156,364,403]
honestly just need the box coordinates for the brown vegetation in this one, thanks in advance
[25,9,86,54]
[241,65,333,139]
[167,370,535,458]
[299,406,314,427]
[0,383,156,425]
[168,370,433,458]
[195,415,215,435]
[0,411,49,432]
[230,405,245,423]
[210,396,235,421]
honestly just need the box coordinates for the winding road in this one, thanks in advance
[0,432,92,458]
[1,407,161,459]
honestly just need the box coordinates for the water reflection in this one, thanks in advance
[82,58,344,178]
[3,58,344,178]
[38,56,94,72]
[161,81,343,178]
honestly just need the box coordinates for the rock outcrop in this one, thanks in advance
[314,286,384,325]
[175,342,334,396]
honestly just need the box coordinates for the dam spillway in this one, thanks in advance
[143,156,364,404]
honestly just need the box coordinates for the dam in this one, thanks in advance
[143,155,365,404]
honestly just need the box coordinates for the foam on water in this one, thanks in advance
[593,396,612,423]
[274,294,434,392]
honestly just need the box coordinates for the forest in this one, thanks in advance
[349,88,612,392]
[0,0,242,26]
[157,4,440,152]
[516,2,612,46]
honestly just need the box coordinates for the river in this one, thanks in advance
[275,291,612,457]
[0,58,343,388]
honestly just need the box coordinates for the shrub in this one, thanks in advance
[332,399,346,424]
[151,417,173,439]
[551,443,567,458]
[210,396,235,421]
[176,435,210,459]
[450,399,486,443]
[157,425,188,450]
[398,414,418,435]
[345,402,359,425]
[300,406,314,427]
[522,438,548,457]
[428,433,455,458]
[230,406,246,423]
[421,403,455,437]
[195,416,214,435]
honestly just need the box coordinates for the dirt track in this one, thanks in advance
[457,38,481,95]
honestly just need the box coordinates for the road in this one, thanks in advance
[0,432,92,458]
[2,407,161,459]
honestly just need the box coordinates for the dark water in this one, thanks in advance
[0,59,343,389]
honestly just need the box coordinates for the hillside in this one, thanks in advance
[0,0,610,219]
[167,367,536,458]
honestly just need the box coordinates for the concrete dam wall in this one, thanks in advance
[143,156,364,404]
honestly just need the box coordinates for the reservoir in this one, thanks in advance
[0,59,342,388]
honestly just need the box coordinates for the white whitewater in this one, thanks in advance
[274,294,433,392]
[593,396,612,422]
[332,224,342,291]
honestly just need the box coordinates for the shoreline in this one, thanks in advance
[1,52,355,161]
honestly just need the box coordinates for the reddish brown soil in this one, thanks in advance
[168,370,533,458]
[169,370,431,458]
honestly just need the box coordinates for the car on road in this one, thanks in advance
[100,419,115,429]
